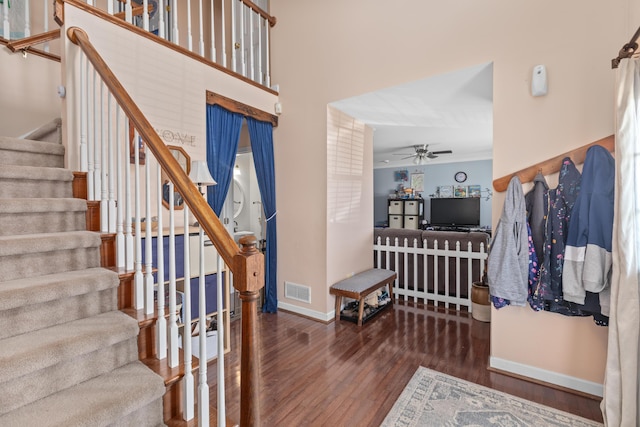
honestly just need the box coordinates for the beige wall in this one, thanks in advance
[270,0,630,392]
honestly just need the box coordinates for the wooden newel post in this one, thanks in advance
[235,235,265,427]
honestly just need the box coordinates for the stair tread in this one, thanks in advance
[0,310,139,381]
[0,164,72,181]
[0,198,87,213]
[0,230,101,257]
[0,267,118,311]
[0,361,165,427]
[0,136,65,155]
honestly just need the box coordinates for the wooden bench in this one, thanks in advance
[330,268,396,326]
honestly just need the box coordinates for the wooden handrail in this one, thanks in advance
[114,4,156,21]
[492,134,615,192]
[6,29,60,53]
[66,26,264,425]
[241,0,277,27]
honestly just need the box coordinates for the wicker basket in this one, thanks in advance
[471,282,491,322]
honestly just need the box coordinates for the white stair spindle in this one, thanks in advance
[100,83,108,233]
[144,146,154,315]
[182,206,195,421]
[187,0,192,51]
[217,254,226,426]
[240,3,246,76]
[220,0,226,67]
[248,10,254,81]
[264,19,270,87]
[257,16,262,85]
[171,0,179,45]
[107,0,114,15]
[43,0,49,52]
[158,0,165,38]
[198,0,204,55]
[24,1,30,37]
[156,160,167,360]
[108,95,116,233]
[143,0,150,31]
[124,120,134,271]
[125,0,133,24]
[88,68,96,200]
[115,107,125,268]
[2,0,9,39]
[230,0,236,72]
[198,227,210,425]
[168,183,179,367]
[79,54,87,172]
[94,80,102,205]
[133,130,144,310]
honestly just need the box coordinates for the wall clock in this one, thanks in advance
[454,171,467,183]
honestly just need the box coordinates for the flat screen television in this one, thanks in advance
[430,197,480,227]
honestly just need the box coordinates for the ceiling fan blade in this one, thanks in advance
[426,153,438,159]
[430,150,452,155]
[400,155,416,160]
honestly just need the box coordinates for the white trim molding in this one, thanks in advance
[490,356,603,397]
[278,301,334,323]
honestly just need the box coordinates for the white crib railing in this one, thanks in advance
[1,0,275,89]
[374,236,488,312]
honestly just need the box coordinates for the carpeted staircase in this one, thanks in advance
[0,131,166,426]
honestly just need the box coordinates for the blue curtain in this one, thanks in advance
[205,104,243,215]
[247,117,278,313]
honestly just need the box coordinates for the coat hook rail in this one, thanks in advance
[612,25,640,69]
[492,134,615,192]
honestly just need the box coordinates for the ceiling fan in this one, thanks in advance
[394,144,453,164]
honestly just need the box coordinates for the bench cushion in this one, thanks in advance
[330,268,395,294]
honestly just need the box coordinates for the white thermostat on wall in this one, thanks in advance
[531,64,548,97]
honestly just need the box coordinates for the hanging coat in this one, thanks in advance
[563,145,615,306]
[488,176,529,306]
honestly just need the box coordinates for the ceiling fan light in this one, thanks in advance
[413,156,421,165]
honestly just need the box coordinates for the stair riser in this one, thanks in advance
[0,149,64,168]
[0,338,138,416]
[0,178,73,198]
[118,398,165,427]
[0,211,86,236]
[0,288,118,340]
[0,247,101,281]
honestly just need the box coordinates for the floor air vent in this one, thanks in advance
[285,281,311,303]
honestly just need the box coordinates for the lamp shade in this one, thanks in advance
[189,160,217,186]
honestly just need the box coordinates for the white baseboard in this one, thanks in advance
[490,356,603,397]
[278,301,334,323]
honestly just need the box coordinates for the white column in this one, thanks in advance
[158,0,165,39]
[125,0,133,24]
[88,69,96,200]
[124,121,134,271]
[239,3,246,76]
[198,227,210,426]
[133,131,144,310]
[257,16,263,85]
[143,0,149,31]
[168,184,179,367]
[79,54,87,172]
[210,0,216,62]
[182,206,195,421]
[248,10,254,81]
[187,0,193,51]
[198,0,204,55]
[155,161,167,359]
[100,83,108,233]
[264,18,270,87]
[108,95,116,233]
[217,254,226,426]
[220,0,226,67]
[171,0,179,44]
[230,0,236,71]
[115,107,125,268]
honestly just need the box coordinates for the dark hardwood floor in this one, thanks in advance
[208,301,603,426]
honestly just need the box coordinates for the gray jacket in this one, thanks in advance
[488,176,529,306]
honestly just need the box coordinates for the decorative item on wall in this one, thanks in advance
[468,185,482,197]
[129,123,146,165]
[410,172,424,192]
[454,171,468,183]
[438,185,453,198]
[394,169,409,182]
[454,185,467,198]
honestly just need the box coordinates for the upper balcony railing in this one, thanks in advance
[1,0,275,89]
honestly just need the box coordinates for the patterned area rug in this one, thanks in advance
[382,367,603,427]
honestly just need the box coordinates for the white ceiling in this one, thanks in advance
[330,62,494,169]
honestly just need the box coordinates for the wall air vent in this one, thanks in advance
[284,281,311,304]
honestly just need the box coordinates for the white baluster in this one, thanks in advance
[264,19,270,87]
[248,10,254,81]
[240,3,246,76]
[107,0,114,15]
[124,120,134,271]
[216,254,226,426]
[198,0,204,55]
[125,0,133,24]
[187,0,192,51]
[2,0,9,39]
[108,95,116,233]
[182,206,195,421]
[209,0,215,62]
[230,0,236,71]
[100,83,108,233]
[133,130,144,310]
[24,1,30,37]
[88,69,96,200]
[144,146,154,315]
[168,183,179,367]
[155,162,167,360]
[257,16,262,85]
[198,227,210,425]
[171,0,179,44]
[43,0,49,52]
[143,0,149,31]
[115,107,125,268]
[220,0,226,67]
[94,80,102,205]
[79,54,87,172]
[158,0,165,39]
